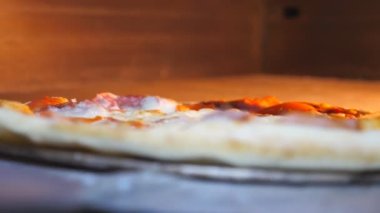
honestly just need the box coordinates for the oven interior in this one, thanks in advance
[1,1,380,212]
[2,0,380,106]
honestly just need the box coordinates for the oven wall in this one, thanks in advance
[1,0,380,92]
[0,0,263,87]
[263,0,380,79]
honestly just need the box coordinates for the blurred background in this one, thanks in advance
[1,0,380,102]
[3,1,380,211]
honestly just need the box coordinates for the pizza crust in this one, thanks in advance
[1,107,380,171]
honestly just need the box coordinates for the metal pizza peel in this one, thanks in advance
[1,143,380,184]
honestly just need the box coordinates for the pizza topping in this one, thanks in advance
[310,103,368,118]
[46,100,109,118]
[23,93,373,131]
[94,93,145,111]
[185,97,368,118]
[93,92,178,113]
[258,102,317,115]
[92,93,120,111]
[139,96,177,113]
[185,96,280,112]
[27,96,69,112]
[31,93,178,121]
[30,94,366,120]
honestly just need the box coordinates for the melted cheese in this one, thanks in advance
[140,96,177,113]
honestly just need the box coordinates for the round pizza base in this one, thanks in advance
[1,107,380,173]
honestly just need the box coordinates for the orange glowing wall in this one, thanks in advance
[0,0,380,91]
[0,0,263,86]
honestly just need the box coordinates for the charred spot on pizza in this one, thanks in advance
[309,103,369,118]
[184,96,280,112]
[184,96,367,118]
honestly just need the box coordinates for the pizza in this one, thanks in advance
[0,92,379,171]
